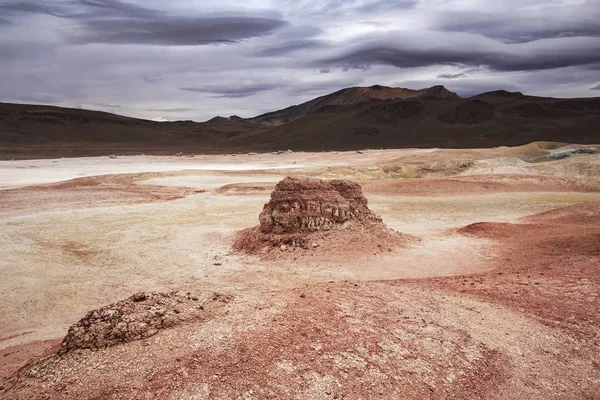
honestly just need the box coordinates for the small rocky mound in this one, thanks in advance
[234,177,412,258]
[438,100,494,124]
[60,291,231,353]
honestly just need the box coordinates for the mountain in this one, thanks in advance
[0,102,262,158]
[1,86,599,159]
[247,85,460,125]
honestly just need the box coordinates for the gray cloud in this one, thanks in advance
[94,103,121,108]
[253,39,328,57]
[591,84,600,91]
[72,16,287,46]
[1,0,287,45]
[180,83,282,98]
[0,1,71,17]
[437,68,481,79]
[431,1,600,43]
[146,107,197,112]
[1,0,599,121]
[437,72,469,79]
[317,32,600,72]
[286,78,364,96]
[353,0,418,13]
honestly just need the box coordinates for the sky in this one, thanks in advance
[1,0,599,122]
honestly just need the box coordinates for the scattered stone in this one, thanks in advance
[280,244,288,251]
[108,155,118,159]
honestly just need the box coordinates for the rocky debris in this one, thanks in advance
[59,291,226,353]
[234,177,411,257]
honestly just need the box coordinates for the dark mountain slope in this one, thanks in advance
[1,87,598,159]
[246,85,460,125]
[228,94,600,151]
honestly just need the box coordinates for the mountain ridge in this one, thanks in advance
[1,85,599,159]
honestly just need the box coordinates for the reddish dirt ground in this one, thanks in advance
[1,148,599,399]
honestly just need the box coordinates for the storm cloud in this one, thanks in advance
[1,0,599,121]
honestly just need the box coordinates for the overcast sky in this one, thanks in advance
[1,0,599,121]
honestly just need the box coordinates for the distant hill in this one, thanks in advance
[247,85,460,125]
[1,85,599,159]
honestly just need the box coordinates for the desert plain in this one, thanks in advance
[0,142,599,399]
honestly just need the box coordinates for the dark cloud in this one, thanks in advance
[591,84,600,91]
[318,33,600,72]
[72,16,287,46]
[253,40,328,57]
[432,3,600,43]
[180,83,282,98]
[1,0,287,46]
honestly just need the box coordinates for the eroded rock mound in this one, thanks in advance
[60,291,231,353]
[258,177,381,233]
[234,177,412,257]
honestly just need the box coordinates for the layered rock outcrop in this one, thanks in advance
[234,177,411,258]
[258,177,381,234]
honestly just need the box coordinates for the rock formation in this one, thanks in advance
[59,291,231,353]
[258,177,381,234]
[234,177,411,258]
